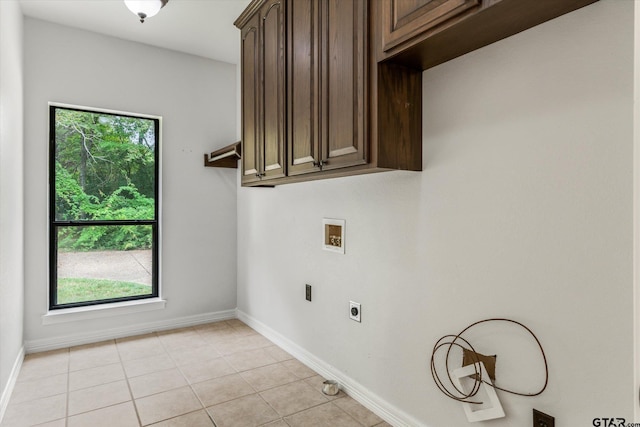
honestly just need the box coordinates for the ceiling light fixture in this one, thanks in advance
[124,0,169,23]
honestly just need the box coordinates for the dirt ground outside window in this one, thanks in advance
[57,249,152,286]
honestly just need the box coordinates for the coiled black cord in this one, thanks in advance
[430,318,548,404]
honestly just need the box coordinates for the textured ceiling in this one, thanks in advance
[19,0,251,64]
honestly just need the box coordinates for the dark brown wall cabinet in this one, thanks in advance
[236,0,422,187]
[237,0,286,185]
[236,0,599,187]
[378,0,600,69]
[380,0,479,53]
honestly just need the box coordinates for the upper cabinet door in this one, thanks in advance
[381,0,479,53]
[288,0,367,176]
[240,14,261,184]
[261,0,286,180]
[288,0,320,176]
[320,0,367,171]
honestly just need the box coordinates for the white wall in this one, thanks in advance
[635,1,640,421]
[23,19,238,346]
[0,0,25,416]
[237,1,635,425]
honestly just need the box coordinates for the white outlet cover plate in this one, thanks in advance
[450,362,505,423]
[349,301,361,322]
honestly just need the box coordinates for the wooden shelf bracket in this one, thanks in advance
[204,141,241,168]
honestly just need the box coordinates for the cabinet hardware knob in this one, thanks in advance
[314,160,327,170]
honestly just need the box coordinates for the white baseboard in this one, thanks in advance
[25,309,237,353]
[237,310,425,427]
[0,346,24,424]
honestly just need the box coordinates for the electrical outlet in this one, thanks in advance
[349,301,361,322]
[305,284,312,302]
[533,409,554,427]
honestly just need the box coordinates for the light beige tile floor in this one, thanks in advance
[0,319,392,427]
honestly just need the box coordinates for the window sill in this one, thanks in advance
[42,298,166,325]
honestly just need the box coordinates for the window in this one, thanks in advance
[49,104,160,309]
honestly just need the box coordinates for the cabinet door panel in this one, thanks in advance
[262,0,286,178]
[381,0,479,52]
[321,0,366,170]
[240,18,260,184]
[288,0,320,176]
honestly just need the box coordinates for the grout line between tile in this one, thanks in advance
[117,333,145,427]
[65,348,70,427]
[256,379,334,422]
[157,327,214,426]
[330,399,371,427]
